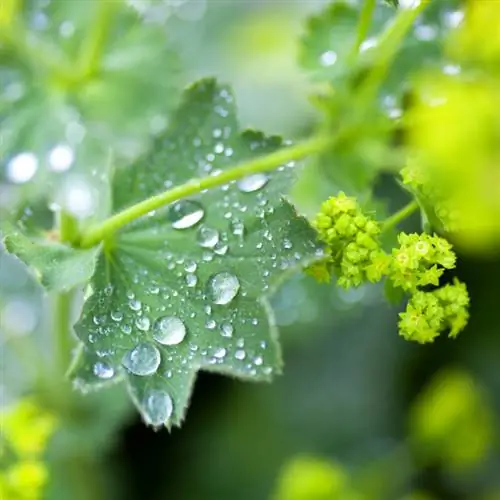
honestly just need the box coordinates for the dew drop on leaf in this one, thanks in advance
[152,316,187,345]
[170,200,205,229]
[220,322,233,338]
[234,349,246,360]
[237,173,269,193]
[213,347,226,359]
[122,342,161,375]
[143,389,173,426]
[135,316,151,331]
[207,272,240,305]
[93,361,115,379]
[196,225,220,248]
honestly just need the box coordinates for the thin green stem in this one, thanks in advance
[52,210,78,373]
[382,200,419,233]
[52,291,75,373]
[357,0,429,105]
[78,135,332,249]
[351,0,377,59]
[76,0,119,81]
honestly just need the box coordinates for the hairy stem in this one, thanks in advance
[357,0,429,104]
[78,135,331,249]
[352,0,377,58]
[382,200,419,233]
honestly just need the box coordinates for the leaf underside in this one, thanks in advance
[69,79,322,428]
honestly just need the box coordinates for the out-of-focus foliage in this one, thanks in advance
[1,0,500,499]
[0,397,57,499]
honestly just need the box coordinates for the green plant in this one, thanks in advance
[2,1,499,495]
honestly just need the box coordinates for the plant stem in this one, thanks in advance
[52,291,75,373]
[52,211,78,373]
[357,0,429,104]
[351,0,377,58]
[76,0,118,81]
[78,135,331,249]
[382,200,419,233]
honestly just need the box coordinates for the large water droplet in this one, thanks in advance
[152,316,186,345]
[93,361,115,379]
[122,342,160,376]
[197,225,220,248]
[170,200,205,229]
[143,389,173,426]
[237,173,268,193]
[207,272,240,305]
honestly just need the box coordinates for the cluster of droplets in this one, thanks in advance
[83,159,309,425]
[308,192,470,343]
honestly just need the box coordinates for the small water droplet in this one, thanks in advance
[48,144,74,172]
[170,200,205,229]
[205,319,216,330]
[111,311,123,322]
[143,389,173,426]
[220,322,233,338]
[230,219,245,237]
[93,361,115,379]
[207,272,240,305]
[197,226,219,248]
[184,261,197,273]
[320,50,337,66]
[237,173,269,193]
[122,342,161,376]
[186,274,198,287]
[135,316,151,331]
[213,347,226,359]
[213,242,228,255]
[129,299,142,311]
[153,316,187,345]
[235,350,246,360]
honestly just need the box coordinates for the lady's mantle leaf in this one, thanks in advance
[69,79,322,428]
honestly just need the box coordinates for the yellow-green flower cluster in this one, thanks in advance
[308,193,470,343]
[309,192,383,288]
[0,398,57,500]
[389,233,456,292]
[398,279,469,344]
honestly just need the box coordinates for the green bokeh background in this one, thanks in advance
[1,1,499,499]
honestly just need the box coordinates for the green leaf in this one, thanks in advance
[69,79,322,428]
[3,227,98,293]
[0,1,183,201]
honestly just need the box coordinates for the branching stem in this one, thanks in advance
[78,135,331,249]
[382,200,419,233]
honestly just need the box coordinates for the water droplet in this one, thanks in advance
[6,152,39,184]
[111,311,123,322]
[153,316,186,345]
[235,350,246,360]
[213,242,228,255]
[129,299,142,311]
[170,200,205,229]
[230,219,245,237]
[197,226,219,248]
[93,361,115,379]
[143,389,173,426]
[122,342,160,376]
[205,319,216,330]
[254,356,263,366]
[320,50,337,66]
[220,322,233,338]
[184,261,197,273]
[186,274,198,287]
[213,347,226,359]
[237,173,269,193]
[48,144,74,172]
[135,316,151,331]
[207,272,240,305]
